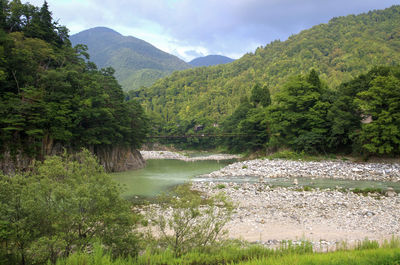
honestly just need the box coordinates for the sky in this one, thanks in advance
[23,0,399,62]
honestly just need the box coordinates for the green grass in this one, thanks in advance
[237,248,400,265]
[55,239,400,265]
[351,187,384,196]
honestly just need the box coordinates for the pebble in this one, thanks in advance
[191,182,400,248]
[201,159,400,182]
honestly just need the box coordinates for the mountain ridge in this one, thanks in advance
[135,5,400,124]
[70,27,191,91]
[189,55,235,67]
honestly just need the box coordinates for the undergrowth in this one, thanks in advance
[55,238,400,265]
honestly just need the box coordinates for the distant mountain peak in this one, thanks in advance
[189,55,235,67]
[70,27,191,91]
[77,26,121,36]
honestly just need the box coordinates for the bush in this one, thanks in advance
[0,149,139,265]
[149,184,234,257]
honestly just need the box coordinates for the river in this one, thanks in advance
[112,159,232,198]
[113,156,400,200]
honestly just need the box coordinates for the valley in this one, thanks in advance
[1,1,400,264]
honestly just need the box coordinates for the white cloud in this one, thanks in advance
[24,0,399,61]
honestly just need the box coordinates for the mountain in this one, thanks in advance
[136,5,400,124]
[70,27,191,91]
[189,55,234,67]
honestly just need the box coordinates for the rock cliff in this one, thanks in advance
[0,145,145,175]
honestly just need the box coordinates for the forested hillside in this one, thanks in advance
[0,1,148,173]
[70,27,191,91]
[135,5,400,124]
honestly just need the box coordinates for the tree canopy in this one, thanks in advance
[0,0,148,169]
[134,5,400,146]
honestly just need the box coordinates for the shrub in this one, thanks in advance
[0,149,139,264]
[150,184,234,257]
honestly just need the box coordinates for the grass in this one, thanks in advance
[238,248,400,265]
[216,184,227,189]
[55,238,400,265]
[351,187,384,196]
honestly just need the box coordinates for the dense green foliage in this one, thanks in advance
[0,150,139,265]
[0,1,148,165]
[328,66,400,155]
[143,66,400,156]
[266,70,333,153]
[70,27,191,91]
[134,5,400,153]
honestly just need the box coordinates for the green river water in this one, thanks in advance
[113,159,400,199]
[113,159,231,198]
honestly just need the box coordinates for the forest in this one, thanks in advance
[0,0,148,171]
[133,5,400,156]
[140,67,400,156]
[1,1,400,264]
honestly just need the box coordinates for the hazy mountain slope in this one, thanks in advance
[189,55,235,67]
[136,5,400,123]
[70,27,191,91]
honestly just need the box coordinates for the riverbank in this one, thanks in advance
[200,158,400,182]
[192,181,400,250]
[140,150,240,161]
[136,153,400,249]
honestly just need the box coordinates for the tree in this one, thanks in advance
[0,0,149,169]
[221,97,252,152]
[267,71,331,153]
[327,66,400,155]
[355,67,400,155]
[0,150,140,264]
[250,83,271,107]
[0,0,9,30]
[150,184,234,257]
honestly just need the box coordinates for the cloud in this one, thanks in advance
[24,0,399,61]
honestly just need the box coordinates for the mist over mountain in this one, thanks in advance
[70,27,191,91]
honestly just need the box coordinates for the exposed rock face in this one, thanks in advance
[0,151,33,175]
[0,145,145,175]
[96,147,146,172]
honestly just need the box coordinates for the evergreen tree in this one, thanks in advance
[250,83,271,107]
[267,71,331,153]
[355,66,400,155]
[0,0,9,30]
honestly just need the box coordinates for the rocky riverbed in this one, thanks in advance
[192,181,400,250]
[140,150,240,161]
[139,152,400,249]
[201,159,400,182]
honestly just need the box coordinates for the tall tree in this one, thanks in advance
[267,71,331,153]
[355,67,400,155]
[250,83,271,107]
[0,0,9,30]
